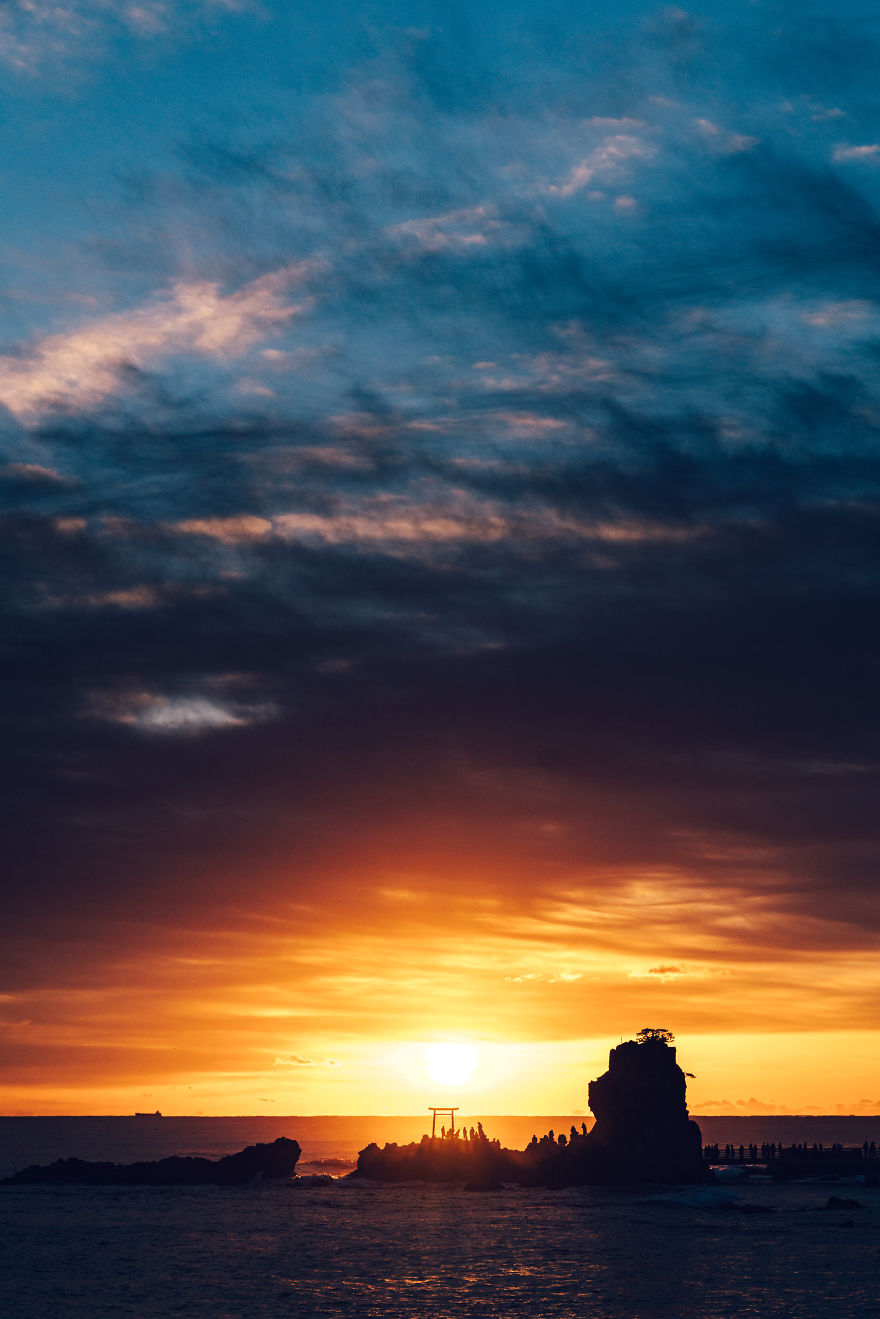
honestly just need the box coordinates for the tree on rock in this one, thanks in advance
[636,1027,674,1044]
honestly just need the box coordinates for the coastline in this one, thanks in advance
[3,1113,880,1184]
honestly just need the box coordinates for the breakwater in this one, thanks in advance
[704,1140,880,1183]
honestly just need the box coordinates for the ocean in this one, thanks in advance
[2,1115,879,1319]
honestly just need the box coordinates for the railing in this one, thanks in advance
[703,1141,880,1184]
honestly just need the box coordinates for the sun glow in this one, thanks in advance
[425,1042,479,1087]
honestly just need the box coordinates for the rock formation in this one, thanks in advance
[351,1032,708,1187]
[1,1136,301,1186]
[583,1035,706,1183]
[353,1131,513,1187]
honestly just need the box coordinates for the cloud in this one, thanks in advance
[693,118,759,155]
[388,205,504,252]
[87,690,276,736]
[36,583,222,612]
[0,2,90,73]
[799,299,874,328]
[169,493,708,555]
[504,971,582,984]
[44,586,166,612]
[832,143,880,163]
[273,1055,340,1068]
[0,463,69,485]
[173,515,274,544]
[0,267,313,420]
[0,0,255,73]
[117,695,247,734]
[544,134,655,198]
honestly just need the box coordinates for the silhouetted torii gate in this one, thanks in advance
[429,1106,458,1137]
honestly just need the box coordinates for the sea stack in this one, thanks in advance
[586,1032,706,1183]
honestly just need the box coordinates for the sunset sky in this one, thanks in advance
[2,0,880,1118]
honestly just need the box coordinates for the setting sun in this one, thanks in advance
[425,1043,479,1088]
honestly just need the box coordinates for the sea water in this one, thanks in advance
[2,1117,879,1319]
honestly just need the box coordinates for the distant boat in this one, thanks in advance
[134,1111,163,1118]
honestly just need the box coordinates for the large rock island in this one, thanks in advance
[584,1031,705,1183]
[351,1030,708,1187]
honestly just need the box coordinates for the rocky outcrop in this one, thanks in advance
[352,1034,707,1187]
[352,1133,515,1185]
[583,1037,706,1183]
[1,1137,301,1186]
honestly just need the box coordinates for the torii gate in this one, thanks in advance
[429,1106,458,1137]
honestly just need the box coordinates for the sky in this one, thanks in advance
[2,0,880,1117]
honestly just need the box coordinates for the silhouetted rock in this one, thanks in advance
[1,1137,301,1186]
[352,1033,707,1187]
[351,1132,516,1185]
[584,1037,706,1184]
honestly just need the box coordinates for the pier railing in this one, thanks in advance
[703,1141,880,1184]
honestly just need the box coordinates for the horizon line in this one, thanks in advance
[3,1111,879,1121]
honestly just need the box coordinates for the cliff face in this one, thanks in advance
[586,1038,705,1183]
